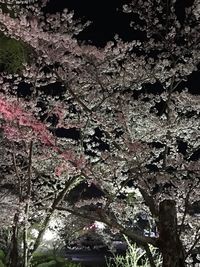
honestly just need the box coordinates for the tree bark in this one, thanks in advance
[158,200,185,267]
[8,213,19,267]
[28,176,78,265]
[23,141,33,267]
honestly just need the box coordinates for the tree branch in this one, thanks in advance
[186,227,200,258]
[56,206,158,247]
[30,175,78,258]
[23,140,33,267]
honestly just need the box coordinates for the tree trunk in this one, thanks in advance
[8,213,19,267]
[158,200,185,267]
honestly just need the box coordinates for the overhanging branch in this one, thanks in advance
[56,206,158,247]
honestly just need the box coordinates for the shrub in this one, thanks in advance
[106,236,162,267]
[0,250,5,261]
[31,252,55,266]
[0,259,5,267]
[37,260,57,267]
[31,252,80,267]
[0,33,29,73]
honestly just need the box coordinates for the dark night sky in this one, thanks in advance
[42,0,200,95]
[44,0,195,45]
[44,0,140,45]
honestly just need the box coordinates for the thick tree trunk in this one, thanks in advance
[158,200,185,267]
[9,213,19,267]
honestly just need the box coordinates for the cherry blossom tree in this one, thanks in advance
[0,0,200,266]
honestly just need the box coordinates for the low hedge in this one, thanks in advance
[31,252,80,267]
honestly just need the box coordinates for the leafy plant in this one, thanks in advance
[0,260,5,267]
[31,251,80,267]
[36,260,57,267]
[0,250,6,267]
[106,236,162,267]
[0,33,28,73]
[0,250,5,261]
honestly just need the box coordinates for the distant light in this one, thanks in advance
[43,229,57,241]
[94,221,105,229]
[31,229,39,238]
[83,221,105,231]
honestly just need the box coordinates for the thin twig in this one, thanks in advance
[12,143,23,201]
[186,227,200,258]
[178,185,193,236]
[23,140,33,267]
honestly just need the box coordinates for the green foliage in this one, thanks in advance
[31,252,54,266]
[106,236,162,267]
[0,33,28,74]
[64,263,80,267]
[0,250,5,261]
[0,250,5,267]
[106,246,149,267]
[37,260,57,267]
[0,259,5,267]
[31,252,80,267]
[126,192,137,205]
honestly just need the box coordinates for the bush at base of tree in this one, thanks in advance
[106,236,162,267]
[31,251,80,267]
[0,250,5,261]
[0,250,5,267]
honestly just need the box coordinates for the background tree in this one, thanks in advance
[0,33,29,74]
[0,0,200,266]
